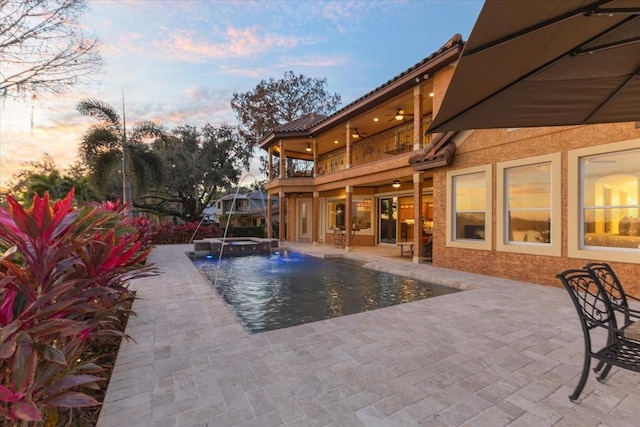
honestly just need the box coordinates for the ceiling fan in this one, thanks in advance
[351,128,368,139]
[388,108,414,122]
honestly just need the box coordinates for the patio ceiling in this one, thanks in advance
[262,35,464,159]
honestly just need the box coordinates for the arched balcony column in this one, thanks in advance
[278,191,285,242]
[413,86,424,150]
[412,172,423,263]
[346,122,352,169]
[279,140,285,179]
[312,191,319,245]
[268,146,273,181]
[267,193,273,238]
[312,139,318,177]
[345,186,353,251]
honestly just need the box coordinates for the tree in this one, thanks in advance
[136,124,252,221]
[0,0,103,98]
[77,98,165,211]
[6,154,97,204]
[230,70,342,173]
[7,154,59,201]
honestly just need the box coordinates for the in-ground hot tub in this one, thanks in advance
[191,237,278,258]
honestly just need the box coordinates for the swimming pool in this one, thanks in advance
[192,251,459,333]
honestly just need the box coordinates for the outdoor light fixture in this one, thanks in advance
[392,179,401,188]
[395,109,405,120]
[352,129,360,139]
[306,143,312,152]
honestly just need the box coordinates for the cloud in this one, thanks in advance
[141,25,300,63]
[276,53,351,69]
[216,66,267,79]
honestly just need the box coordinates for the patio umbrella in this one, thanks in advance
[427,0,640,134]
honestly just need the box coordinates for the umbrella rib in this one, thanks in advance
[586,6,640,16]
[464,0,613,57]
[573,35,640,55]
[585,68,640,123]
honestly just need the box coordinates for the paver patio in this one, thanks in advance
[97,244,640,427]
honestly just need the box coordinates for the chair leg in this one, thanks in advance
[596,363,613,382]
[570,354,591,402]
[594,360,604,373]
[595,330,615,374]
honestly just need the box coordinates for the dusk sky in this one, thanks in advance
[0,0,483,189]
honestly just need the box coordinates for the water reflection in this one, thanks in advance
[192,252,458,333]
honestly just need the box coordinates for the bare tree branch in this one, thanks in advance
[0,0,103,98]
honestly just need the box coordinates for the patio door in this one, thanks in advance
[297,198,312,242]
[379,197,397,244]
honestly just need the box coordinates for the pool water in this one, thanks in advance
[192,251,459,333]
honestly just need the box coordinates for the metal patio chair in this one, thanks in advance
[333,229,344,248]
[584,262,640,374]
[556,268,640,402]
[584,262,640,326]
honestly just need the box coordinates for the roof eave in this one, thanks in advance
[260,131,312,150]
[311,46,463,134]
[259,35,464,150]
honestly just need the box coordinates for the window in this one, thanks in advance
[327,198,372,233]
[328,199,345,230]
[497,153,561,256]
[352,199,372,232]
[236,200,249,212]
[568,140,640,263]
[446,165,492,250]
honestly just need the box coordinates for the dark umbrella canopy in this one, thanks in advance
[428,0,640,134]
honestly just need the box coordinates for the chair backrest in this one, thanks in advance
[584,262,629,314]
[556,269,618,333]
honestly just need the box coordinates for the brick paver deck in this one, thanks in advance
[97,244,640,427]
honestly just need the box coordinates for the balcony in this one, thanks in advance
[268,116,433,181]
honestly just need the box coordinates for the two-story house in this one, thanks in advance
[259,34,640,293]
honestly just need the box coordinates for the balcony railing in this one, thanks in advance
[270,116,433,180]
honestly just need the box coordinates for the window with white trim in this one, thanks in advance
[327,199,345,230]
[497,153,561,256]
[352,198,372,232]
[568,140,640,264]
[446,165,492,250]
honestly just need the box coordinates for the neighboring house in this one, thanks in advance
[259,34,640,293]
[199,205,218,224]
[215,191,279,228]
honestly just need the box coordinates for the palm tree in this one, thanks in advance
[26,170,71,200]
[77,99,165,214]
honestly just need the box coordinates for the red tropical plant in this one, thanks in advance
[151,221,222,244]
[0,189,158,423]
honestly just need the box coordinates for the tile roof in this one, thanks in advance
[409,131,459,171]
[273,113,327,133]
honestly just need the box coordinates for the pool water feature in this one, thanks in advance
[192,251,459,333]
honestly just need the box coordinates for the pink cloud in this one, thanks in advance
[147,26,299,63]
